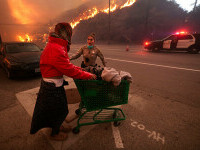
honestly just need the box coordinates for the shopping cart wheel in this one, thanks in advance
[75,109,81,115]
[113,121,121,127]
[72,127,80,134]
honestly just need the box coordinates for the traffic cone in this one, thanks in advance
[126,45,129,51]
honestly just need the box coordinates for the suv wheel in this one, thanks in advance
[188,46,199,54]
[152,47,160,52]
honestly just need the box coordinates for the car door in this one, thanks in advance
[163,35,175,49]
[176,34,195,49]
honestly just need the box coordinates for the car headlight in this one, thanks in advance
[6,59,22,69]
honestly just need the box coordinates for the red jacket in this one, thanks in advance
[40,36,92,79]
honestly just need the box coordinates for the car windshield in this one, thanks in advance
[163,35,175,41]
[5,43,40,53]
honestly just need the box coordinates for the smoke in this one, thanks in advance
[0,0,19,41]
[25,0,91,24]
[0,0,90,41]
[0,0,17,24]
[0,0,127,42]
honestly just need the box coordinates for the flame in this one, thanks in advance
[120,0,136,9]
[17,34,33,42]
[43,34,48,43]
[70,0,136,28]
[70,8,99,28]
[70,21,80,29]
[103,4,117,13]
[8,0,37,24]
[14,0,136,44]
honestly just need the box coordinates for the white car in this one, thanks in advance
[144,32,200,53]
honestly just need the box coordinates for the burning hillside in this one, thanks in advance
[69,0,136,28]
[2,0,193,45]
[4,0,136,44]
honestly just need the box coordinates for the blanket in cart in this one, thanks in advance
[101,67,132,86]
[30,80,68,135]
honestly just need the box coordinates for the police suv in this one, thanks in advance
[144,32,200,54]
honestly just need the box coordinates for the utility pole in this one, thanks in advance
[193,0,198,11]
[144,0,150,40]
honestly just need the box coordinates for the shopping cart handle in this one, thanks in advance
[96,80,107,85]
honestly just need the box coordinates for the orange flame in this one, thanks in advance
[103,4,117,13]
[70,0,136,28]
[120,0,136,9]
[70,8,99,28]
[13,0,136,43]
[17,34,33,42]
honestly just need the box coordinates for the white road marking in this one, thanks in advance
[111,124,124,148]
[130,119,165,145]
[106,57,200,72]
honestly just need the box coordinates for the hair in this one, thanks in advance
[88,32,96,41]
[54,22,72,44]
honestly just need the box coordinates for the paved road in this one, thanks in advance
[0,44,200,150]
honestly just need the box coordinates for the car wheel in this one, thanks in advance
[5,68,14,79]
[152,47,160,52]
[188,47,199,54]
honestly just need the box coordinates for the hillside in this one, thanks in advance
[53,0,199,44]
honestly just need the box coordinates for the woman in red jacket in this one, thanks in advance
[30,22,96,141]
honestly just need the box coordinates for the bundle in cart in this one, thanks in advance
[72,79,130,134]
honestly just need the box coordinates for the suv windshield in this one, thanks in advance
[5,43,40,53]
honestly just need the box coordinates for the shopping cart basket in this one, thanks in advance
[72,79,130,134]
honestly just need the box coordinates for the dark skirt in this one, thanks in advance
[30,80,69,135]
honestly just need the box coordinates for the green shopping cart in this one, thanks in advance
[72,79,130,134]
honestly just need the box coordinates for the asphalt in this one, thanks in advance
[7,77,133,150]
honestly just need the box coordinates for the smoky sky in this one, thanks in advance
[0,0,90,41]
[0,0,90,25]
[0,0,125,41]
[0,0,17,24]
